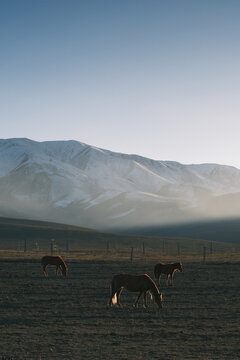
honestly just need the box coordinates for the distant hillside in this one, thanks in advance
[0,216,111,250]
[122,217,240,244]
[0,217,238,256]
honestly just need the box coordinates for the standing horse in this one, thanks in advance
[41,255,68,277]
[154,262,183,286]
[109,273,163,308]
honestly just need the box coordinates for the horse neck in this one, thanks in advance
[59,257,66,269]
[149,279,159,296]
[173,263,180,270]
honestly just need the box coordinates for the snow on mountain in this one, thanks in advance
[0,138,240,230]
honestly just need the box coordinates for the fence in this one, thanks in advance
[0,234,239,263]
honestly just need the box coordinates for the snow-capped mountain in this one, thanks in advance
[0,138,240,230]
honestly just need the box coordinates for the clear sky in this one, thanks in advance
[1,0,240,168]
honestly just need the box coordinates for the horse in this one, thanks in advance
[109,273,163,308]
[154,262,183,286]
[41,255,68,277]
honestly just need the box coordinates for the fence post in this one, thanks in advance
[210,241,213,255]
[51,239,54,256]
[66,238,69,253]
[162,240,165,254]
[106,240,110,252]
[177,242,181,256]
[202,246,206,264]
[130,247,134,262]
[24,239,27,252]
[142,241,145,255]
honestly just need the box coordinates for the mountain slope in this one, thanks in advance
[0,138,240,230]
[123,217,240,244]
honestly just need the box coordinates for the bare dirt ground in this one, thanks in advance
[0,254,239,360]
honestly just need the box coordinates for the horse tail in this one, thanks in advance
[109,277,117,305]
[112,292,117,305]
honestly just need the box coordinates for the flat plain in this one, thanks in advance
[0,252,239,360]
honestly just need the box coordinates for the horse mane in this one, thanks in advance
[168,262,180,266]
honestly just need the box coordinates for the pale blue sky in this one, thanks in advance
[1,0,240,168]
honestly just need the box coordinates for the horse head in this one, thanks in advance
[177,262,183,272]
[61,265,68,277]
[154,290,163,308]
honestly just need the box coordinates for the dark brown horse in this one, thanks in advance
[41,255,68,277]
[109,273,163,308]
[154,262,183,286]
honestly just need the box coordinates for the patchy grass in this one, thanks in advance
[0,251,239,359]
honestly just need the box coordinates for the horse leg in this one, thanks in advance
[56,266,59,276]
[116,288,123,306]
[42,265,47,276]
[170,273,174,286]
[166,274,170,286]
[143,292,148,308]
[59,264,64,275]
[158,274,161,286]
[134,292,142,307]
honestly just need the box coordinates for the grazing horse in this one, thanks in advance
[109,273,163,308]
[41,255,68,277]
[154,262,183,286]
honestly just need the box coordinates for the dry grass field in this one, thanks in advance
[0,250,239,360]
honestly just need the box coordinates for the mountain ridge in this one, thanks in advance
[0,138,240,230]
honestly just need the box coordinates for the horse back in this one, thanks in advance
[154,262,181,277]
[41,255,62,266]
[154,263,165,278]
[113,273,154,292]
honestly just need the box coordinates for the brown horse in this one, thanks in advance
[109,273,163,308]
[154,262,183,286]
[41,255,68,277]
